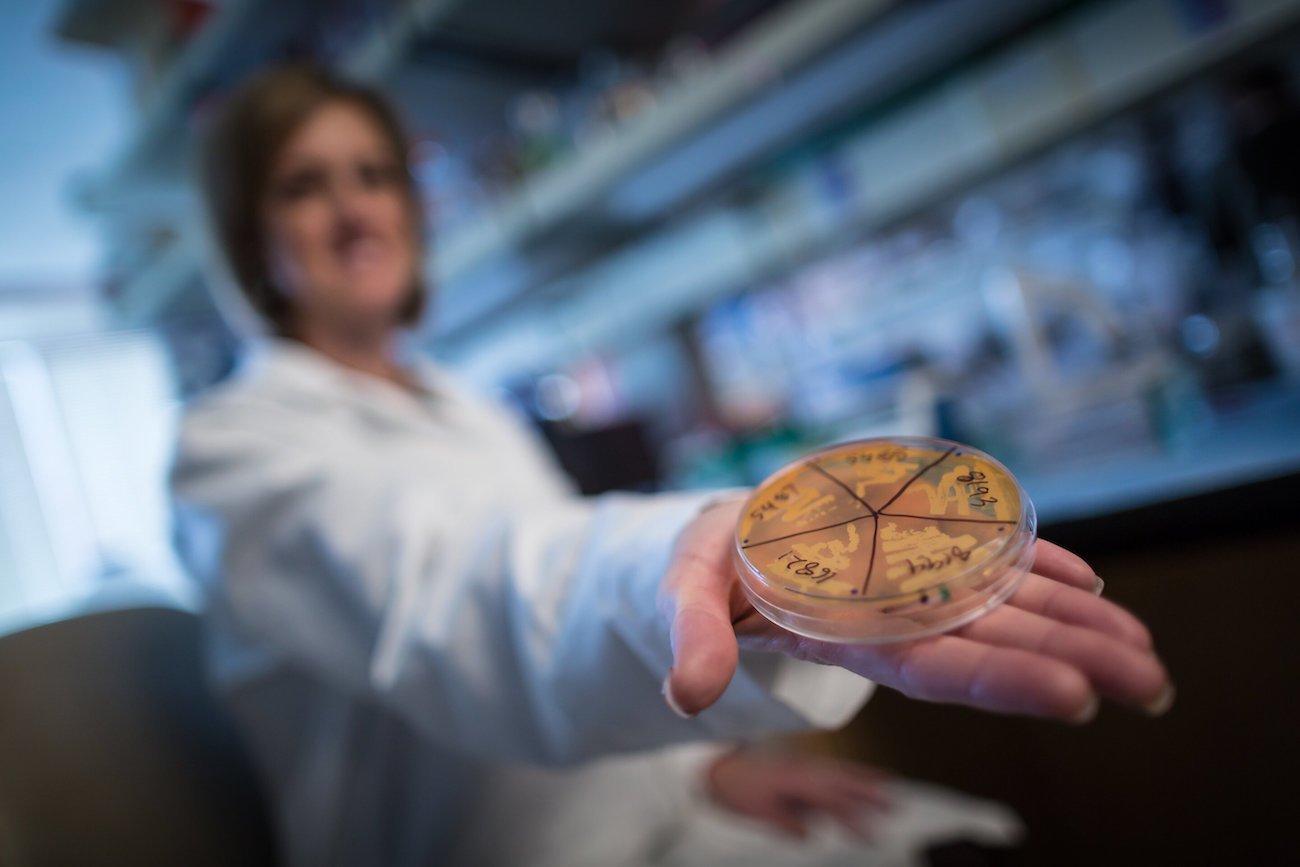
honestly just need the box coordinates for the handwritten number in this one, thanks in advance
[778,551,836,582]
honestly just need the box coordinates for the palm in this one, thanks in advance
[662,500,1171,721]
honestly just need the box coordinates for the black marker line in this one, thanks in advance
[806,461,877,516]
[861,515,879,595]
[878,511,1017,525]
[875,446,957,512]
[741,515,873,549]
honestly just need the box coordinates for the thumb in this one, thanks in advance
[662,552,741,718]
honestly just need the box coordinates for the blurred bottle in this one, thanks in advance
[1250,221,1300,379]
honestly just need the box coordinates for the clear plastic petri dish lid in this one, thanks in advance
[733,436,1037,644]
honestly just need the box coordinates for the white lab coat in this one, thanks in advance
[169,338,877,867]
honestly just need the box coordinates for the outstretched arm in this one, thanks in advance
[171,400,871,766]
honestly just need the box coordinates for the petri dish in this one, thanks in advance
[733,436,1036,644]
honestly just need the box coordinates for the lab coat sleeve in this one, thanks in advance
[170,396,871,765]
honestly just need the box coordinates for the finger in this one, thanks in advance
[758,803,810,839]
[783,769,892,813]
[834,761,894,785]
[955,603,1168,712]
[811,795,876,841]
[795,763,895,809]
[824,635,1097,720]
[1007,573,1153,651]
[661,551,741,717]
[827,775,894,812]
[1030,539,1100,592]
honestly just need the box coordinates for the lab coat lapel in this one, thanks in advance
[242,337,445,438]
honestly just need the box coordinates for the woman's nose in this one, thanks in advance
[328,176,372,224]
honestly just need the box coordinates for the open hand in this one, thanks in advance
[661,500,1172,722]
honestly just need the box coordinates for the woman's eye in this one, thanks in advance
[274,171,323,201]
[359,162,400,189]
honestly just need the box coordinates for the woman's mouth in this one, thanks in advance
[334,235,386,271]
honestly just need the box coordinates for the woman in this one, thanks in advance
[170,64,1171,867]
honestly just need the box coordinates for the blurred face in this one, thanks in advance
[262,100,417,334]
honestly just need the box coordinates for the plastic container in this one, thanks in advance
[733,436,1036,644]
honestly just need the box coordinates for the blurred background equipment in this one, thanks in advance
[1,0,1298,863]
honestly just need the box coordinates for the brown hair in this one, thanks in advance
[201,63,427,333]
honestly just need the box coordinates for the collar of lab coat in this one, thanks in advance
[237,336,459,432]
